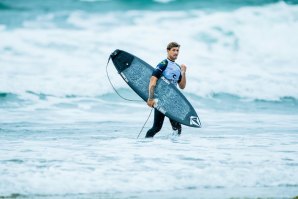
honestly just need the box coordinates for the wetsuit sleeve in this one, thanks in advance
[152,59,168,79]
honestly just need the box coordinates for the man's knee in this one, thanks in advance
[145,126,162,138]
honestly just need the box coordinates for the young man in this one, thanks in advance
[146,42,187,138]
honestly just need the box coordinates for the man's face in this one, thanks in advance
[167,47,179,61]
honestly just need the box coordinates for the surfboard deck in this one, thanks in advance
[110,49,201,128]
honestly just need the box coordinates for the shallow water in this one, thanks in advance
[1,101,298,198]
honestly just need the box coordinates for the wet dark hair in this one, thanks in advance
[167,42,180,50]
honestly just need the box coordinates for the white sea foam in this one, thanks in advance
[0,2,297,100]
[0,110,298,197]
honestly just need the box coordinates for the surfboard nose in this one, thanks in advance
[110,49,120,59]
[110,49,134,73]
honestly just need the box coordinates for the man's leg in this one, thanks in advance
[145,109,165,138]
[169,119,182,135]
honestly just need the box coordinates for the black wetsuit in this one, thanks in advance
[145,59,182,138]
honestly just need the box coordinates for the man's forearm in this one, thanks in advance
[148,85,155,99]
[148,76,158,99]
[179,72,186,89]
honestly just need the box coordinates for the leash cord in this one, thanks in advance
[106,57,142,102]
[137,108,153,139]
[106,56,152,138]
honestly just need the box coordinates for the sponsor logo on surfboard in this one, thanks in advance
[153,99,166,114]
[156,106,166,114]
[161,76,170,85]
[190,116,201,127]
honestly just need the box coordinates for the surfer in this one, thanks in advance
[146,42,187,138]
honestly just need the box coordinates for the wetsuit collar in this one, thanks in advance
[167,57,175,62]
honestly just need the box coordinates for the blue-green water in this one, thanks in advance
[1,0,298,198]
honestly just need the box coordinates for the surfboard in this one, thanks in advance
[110,49,201,128]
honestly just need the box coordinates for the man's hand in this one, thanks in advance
[147,98,155,107]
[181,64,187,74]
[179,64,187,89]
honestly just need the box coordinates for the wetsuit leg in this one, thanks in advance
[145,109,165,138]
[169,119,182,135]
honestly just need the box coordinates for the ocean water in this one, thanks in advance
[1,0,298,198]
